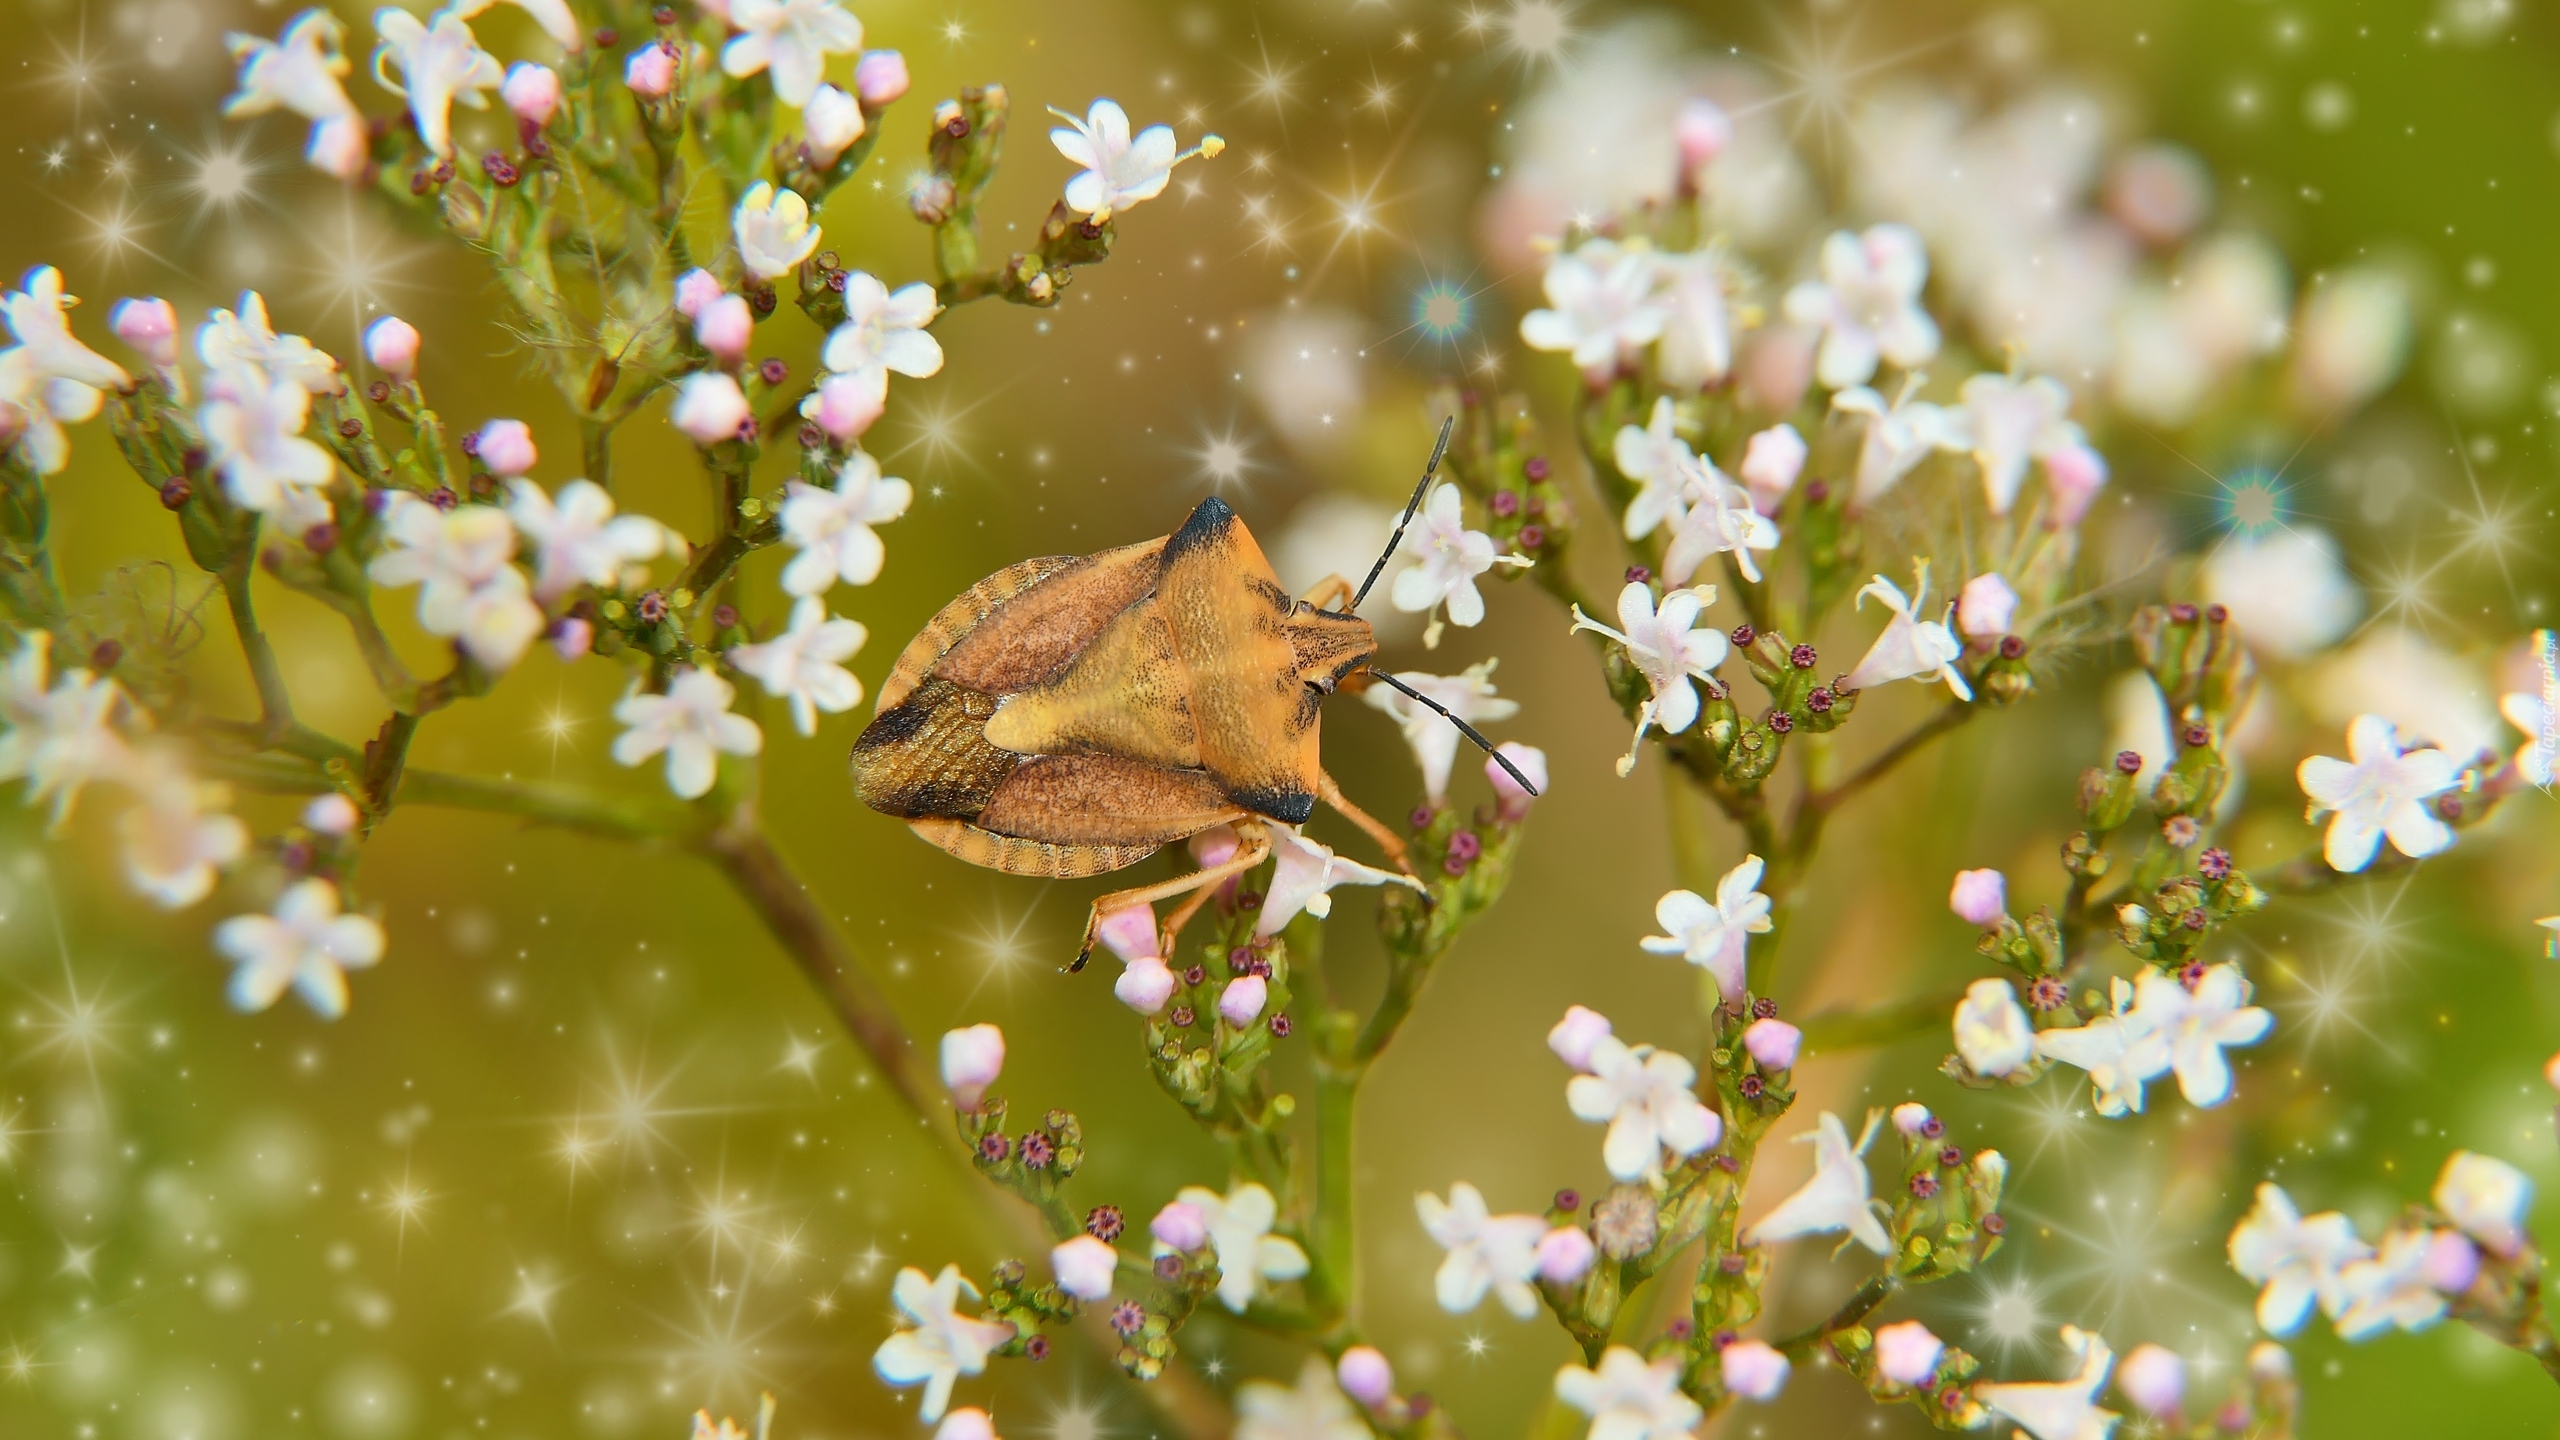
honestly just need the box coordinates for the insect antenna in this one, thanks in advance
[1363,667,1540,795]
[1346,416,1457,613]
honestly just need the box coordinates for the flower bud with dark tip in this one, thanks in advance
[159,479,192,510]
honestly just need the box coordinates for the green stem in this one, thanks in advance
[1796,988,1964,1054]
[1771,1271,1898,1360]
[217,558,292,743]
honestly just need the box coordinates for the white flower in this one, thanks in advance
[225,11,358,123]
[1844,570,1969,700]
[1947,373,2084,516]
[733,182,822,282]
[1952,977,2034,1078]
[671,372,752,445]
[199,364,335,528]
[2228,1182,2370,1336]
[506,479,664,602]
[2201,529,2363,660]
[1957,573,2018,641]
[0,266,133,475]
[1256,823,1424,938]
[613,668,762,799]
[1361,660,1518,802]
[1566,1034,1723,1182]
[2500,691,2554,786]
[1519,238,1670,378]
[1782,225,1940,390]
[2332,1228,2451,1341]
[821,272,944,409]
[2297,715,2459,873]
[721,0,862,107]
[119,748,249,909]
[1639,855,1771,1003]
[1655,248,1736,390]
[1745,1110,1891,1255]
[1569,581,1731,775]
[368,496,543,670]
[1830,382,1957,505]
[1235,1358,1367,1440]
[1416,1183,1548,1318]
[1612,396,1696,541]
[2129,965,2272,1108]
[2034,977,2170,1118]
[871,1263,1013,1424]
[728,597,867,736]
[1050,1235,1117,1302]
[1173,1181,1309,1312]
[0,633,133,826]
[198,292,339,395]
[370,7,503,159]
[1553,1346,1701,1440]
[1389,483,1513,633]
[213,877,385,1019]
[2434,1151,2533,1258]
[1972,1326,2119,1440]
[939,1023,1005,1107]
[802,82,865,167]
[1659,467,1778,587]
[779,449,912,596]
[1874,1320,1946,1388]
[448,0,585,52]
[1048,99,1211,220]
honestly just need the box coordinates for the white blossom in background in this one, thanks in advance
[370,7,502,159]
[1256,824,1423,936]
[1737,423,1806,516]
[1569,581,1731,775]
[780,449,913,595]
[1972,1326,2120,1440]
[225,11,357,124]
[1391,483,1521,638]
[1783,225,1940,390]
[2228,1183,2370,1335]
[0,633,133,825]
[1361,660,1517,802]
[119,748,249,909]
[721,0,863,107]
[822,272,944,407]
[734,183,822,281]
[2332,1228,2452,1341]
[213,877,385,1019]
[2131,964,2271,1107]
[1655,248,1737,390]
[2434,1151,2533,1257]
[1235,1359,1366,1440]
[1844,570,1969,700]
[1639,854,1771,1003]
[199,292,339,395]
[1745,1110,1891,1255]
[2034,976,2169,1117]
[870,1264,1013,1425]
[1171,1181,1308,1312]
[612,668,763,799]
[1,267,135,475]
[200,363,335,531]
[1519,238,1670,379]
[1952,978,2034,1077]
[1720,1339,1791,1402]
[728,597,868,736]
[1048,99,1218,220]
[1612,396,1697,541]
[2296,715,2459,873]
[2292,267,2413,414]
[1553,1346,1701,1440]
[1415,1182,1547,1318]
[1831,382,1957,504]
[507,479,666,602]
[1660,468,1777,586]
[368,496,543,670]
[1565,1031,1722,1181]
[2202,529,2363,660]
[1947,372,2091,516]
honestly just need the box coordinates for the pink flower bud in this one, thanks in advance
[364,316,421,379]
[670,373,751,445]
[2423,1229,2481,1294]
[1957,573,2018,640]
[1948,868,2007,927]
[1741,1018,1800,1071]
[551,616,594,661]
[625,43,677,99]
[1189,824,1241,869]
[2042,441,2108,529]
[502,62,562,127]
[1718,1339,1789,1401]
[1535,1225,1596,1284]
[1050,1234,1117,1301]
[803,83,865,168]
[1150,1200,1207,1251]
[1675,97,1732,171]
[674,267,726,320]
[1114,957,1176,1015]
[1547,1005,1612,1070]
[1873,1320,1943,1386]
[806,372,883,441]
[695,293,754,364]
[1890,1102,1933,1137]
[1096,904,1160,964]
[110,297,179,369]
[1218,974,1267,1028]
[476,419,537,478]
[1488,742,1547,821]
[306,113,368,180]
[856,49,911,107]
[2116,1343,2186,1419]
[1737,323,1817,416]
[303,792,362,836]
[1336,1345,1393,1407]
[932,1410,995,1440]
[1738,423,1806,515]
[938,1023,1004,1108]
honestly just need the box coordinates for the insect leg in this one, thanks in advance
[1317,770,1412,875]
[1297,573,1357,612]
[1071,821,1273,972]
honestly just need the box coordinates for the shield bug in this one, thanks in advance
[852,419,1535,966]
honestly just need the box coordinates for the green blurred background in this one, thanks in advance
[1,0,2557,1435]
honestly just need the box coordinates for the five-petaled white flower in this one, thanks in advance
[1390,483,1520,639]
[198,291,340,394]
[2034,976,2169,1117]
[1971,1325,2120,1440]
[368,495,544,670]
[1519,238,1670,380]
[733,182,822,282]
[1361,660,1518,803]
[1048,99,1217,220]
[1948,373,2089,516]
[119,747,249,910]
[870,1263,1014,1424]
[226,11,359,124]
[1552,1346,1701,1440]
[1745,1109,1891,1256]
[371,7,503,159]
[0,632,133,826]
[1565,1033,1723,1182]
[1235,1358,1367,1440]
[612,667,763,799]
[1639,855,1771,1003]
[1659,466,1778,587]
[779,448,913,596]
[2295,714,2459,874]
[722,0,863,107]
[2332,1228,2453,1341]
[1952,977,2035,1078]
[2227,1182,2370,1336]
[821,272,944,408]
[1843,569,1969,700]
[1256,824,1423,937]
[1569,581,1731,776]
[1830,382,1957,505]
[200,363,336,532]
[728,597,868,736]
[1172,1181,1309,1312]
[0,266,133,475]
[1782,224,1940,390]
[507,479,667,602]
[213,877,386,1019]
[2132,964,2272,1108]
[1612,396,1697,541]
[1415,1182,1548,1318]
